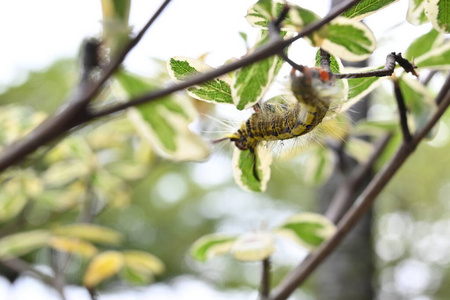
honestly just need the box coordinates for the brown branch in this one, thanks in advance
[393,78,412,142]
[330,53,417,79]
[268,74,450,300]
[260,258,271,299]
[1,258,54,283]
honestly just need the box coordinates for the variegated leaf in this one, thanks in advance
[320,17,376,62]
[116,71,210,162]
[167,57,233,104]
[231,231,275,261]
[276,213,336,249]
[190,234,237,262]
[232,145,273,192]
[424,0,450,33]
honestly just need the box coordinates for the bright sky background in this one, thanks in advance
[0,0,435,299]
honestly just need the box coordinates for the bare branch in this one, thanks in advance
[260,258,271,299]
[268,75,450,300]
[0,258,56,287]
[392,78,412,143]
[334,52,394,79]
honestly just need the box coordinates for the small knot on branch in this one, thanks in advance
[393,52,419,78]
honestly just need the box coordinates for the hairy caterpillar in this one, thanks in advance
[224,66,340,153]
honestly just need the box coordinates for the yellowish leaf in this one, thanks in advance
[123,251,165,275]
[83,251,124,288]
[52,224,123,245]
[0,230,51,259]
[49,237,98,258]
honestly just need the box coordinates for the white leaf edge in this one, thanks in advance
[407,0,428,25]
[345,0,400,21]
[414,42,450,69]
[424,0,449,33]
[276,212,336,250]
[190,234,237,261]
[231,231,275,261]
[232,143,273,192]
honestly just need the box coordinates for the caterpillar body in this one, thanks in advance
[227,66,338,153]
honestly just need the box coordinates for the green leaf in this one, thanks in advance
[343,66,387,111]
[277,213,336,249]
[414,42,450,69]
[0,230,51,259]
[232,31,286,110]
[190,234,237,262]
[232,145,273,192]
[407,0,429,25]
[52,224,124,245]
[320,17,376,62]
[246,1,321,31]
[167,57,233,104]
[404,29,445,60]
[231,231,275,261]
[424,0,450,33]
[342,0,400,20]
[398,75,434,132]
[116,71,210,161]
[120,265,153,285]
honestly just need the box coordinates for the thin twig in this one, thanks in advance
[334,52,417,79]
[260,258,271,299]
[88,288,98,300]
[422,70,437,86]
[435,73,450,106]
[334,52,396,79]
[268,75,450,300]
[393,78,412,142]
[0,258,55,286]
